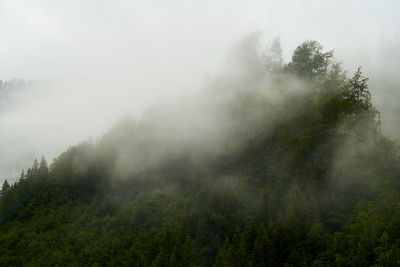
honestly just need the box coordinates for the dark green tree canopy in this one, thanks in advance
[0,38,397,267]
[287,40,334,79]
[38,156,48,179]
[1,180,10,197]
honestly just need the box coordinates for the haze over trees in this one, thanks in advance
[0,36,399,266]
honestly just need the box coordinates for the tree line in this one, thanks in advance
[0,37,399,266]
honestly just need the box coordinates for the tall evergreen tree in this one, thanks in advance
[31,159,39,179]
[19,170,25,182]
[38,156,48,179]
[1,179,10,197]
[26,168,32,179]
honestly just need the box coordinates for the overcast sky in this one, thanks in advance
[0,0,399,181]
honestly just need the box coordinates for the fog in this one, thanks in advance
[0,0,399,181]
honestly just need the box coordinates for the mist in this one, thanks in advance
[2,1,400,265]
[0,0,399,182]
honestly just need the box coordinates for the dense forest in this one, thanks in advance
[1,36,400,266]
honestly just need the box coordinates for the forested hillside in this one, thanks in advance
[1,38,400,266]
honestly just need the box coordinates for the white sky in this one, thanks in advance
[0,0,399,181]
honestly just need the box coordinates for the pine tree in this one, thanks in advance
[19,170,25,182]
[38,156,48,179]
[26,168,32,179]
[31,159,39,178]
[1,179,10,197]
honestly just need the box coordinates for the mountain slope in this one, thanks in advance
[1,38,400,266]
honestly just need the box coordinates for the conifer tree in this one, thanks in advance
[19,170,25,182]
[38,156,48,179]
[31,159,39,178]
[1,179,10,197]
[26,168,32,179]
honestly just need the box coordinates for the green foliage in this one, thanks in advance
[0,39,398,266]
[287,40,334,80]
[1,180,10,197]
